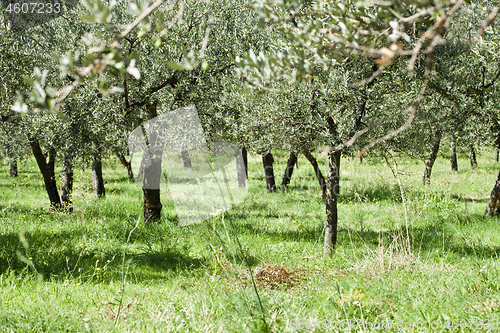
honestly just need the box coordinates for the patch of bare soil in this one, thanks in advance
[253,265,306,290]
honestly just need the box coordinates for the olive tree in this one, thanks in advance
[235,0,499,254]
[12,0,267,222]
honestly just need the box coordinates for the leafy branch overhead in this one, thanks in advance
[235,0,498,160]
[236,0,498,85]
[13,0,216,115]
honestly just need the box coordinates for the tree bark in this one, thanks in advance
[323,151,341,256]
[495,147,499,164]
[281,152,298,189]
[450,141,458,171]
[236,149,246,188]
[181,150,192,168]
[302,149,326,197]
[92,149,105,198]
[143,102,162,223]
[469,144,477,168]
[262,152,276,192]
[9,160,17,178]
[485,170,500,216]
[48,148,56,179]
[422,130,441,186]
[242,146,248,179]
[61,153,74,210]
[143,188,162,221]
[117,152,134,182]
[29,139,61,208]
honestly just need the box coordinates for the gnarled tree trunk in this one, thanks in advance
[48,148,56,179]
[117,152,134,182]
[242,146,248,179]
[302,149,326,197]
[236,149,246,188]
[29,139,61,208]
[61,153,74,210]
[323,151,341,256]
[450,141,458,171]
[485,170,500,217]
[92,147,105,198]
[281,152,297,189]
[262,152,276,192]
[143,188,162,222]
[495,147,499,164]
[143,102,163,223]
[423,130,441,186]
[10,160,17,178]
[469,144,477,168]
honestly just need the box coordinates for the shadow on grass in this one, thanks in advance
[450,193,489,203]
[340,184,403,204]
[2,175,499,284]
[235,220,323,243]
[128,251,206,274]
[0,225,209,282]
[234,215,500,260]
[345,222,500,259]
[105,175,135,183]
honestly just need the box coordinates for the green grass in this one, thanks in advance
[1,149,500,332]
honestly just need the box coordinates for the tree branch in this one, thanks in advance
[484,65,500,89]
[1,113,16,122]
[112,0,164,48]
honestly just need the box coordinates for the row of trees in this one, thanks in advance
[1,0,500,255]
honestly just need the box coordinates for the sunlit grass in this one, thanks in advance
[0,149,499,332]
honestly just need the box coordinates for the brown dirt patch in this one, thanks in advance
[253,265,306,290]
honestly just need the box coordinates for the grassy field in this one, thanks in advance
[0,149,499,332]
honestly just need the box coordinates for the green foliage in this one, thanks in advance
[237,0,467,84]
[1,0,500,329]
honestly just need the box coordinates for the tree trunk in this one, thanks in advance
[485,170,500,216]
[469,144,477,168]
[143,102,163,223]
[92,150,105,198]
[143,188,162,221]
[302,149,326,197]
[48,148,56,179]
[181,150,192,168]
[236,149,246,188]
[9,160,17,178]
[495,147,499,164]
[242,146,248,179]
[450,141,458,171]
[117,152,134,182]
[61,153,74,210]
[29,139,61,208]
[262,152,276,192]
[323,151,341,256]
[422,130,441,186]
[281,152,298,189]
